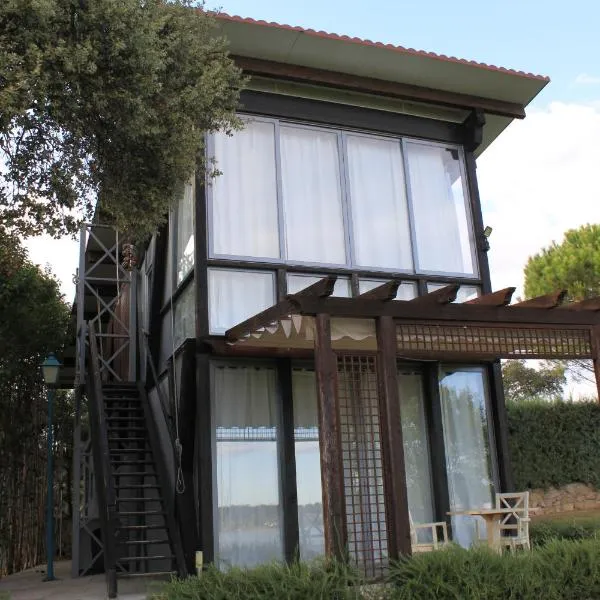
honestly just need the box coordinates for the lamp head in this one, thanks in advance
[41,354,62,386]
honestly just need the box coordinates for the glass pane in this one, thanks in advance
[427,283,480,303]
[280,127,346,264]
[346,135,413,270]
[292,368,324,559]
[173,284,195,348]
[176,179,195,284]
[406,143,476,275]
[208,269,275,335]
[398,370,434,531]
[359,279,417,300]
[439,367,494,548]
[212,122,280,258]
[287,273,351,297]
[213,364,283,567]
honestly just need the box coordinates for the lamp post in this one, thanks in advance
[41,353,61,582]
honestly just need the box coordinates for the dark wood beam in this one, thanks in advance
[376,316,412,557]
[512,290,567,309]
[559,298,600,311]
[314,314,347,560]
[235,56,527,119]
[411,284,459,305]
[466,287,516,307]
[358,280,401,301]
[292,275,337,298]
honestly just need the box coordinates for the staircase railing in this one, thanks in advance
[87,321,119,598]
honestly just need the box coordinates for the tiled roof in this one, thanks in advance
[216,12,549,82]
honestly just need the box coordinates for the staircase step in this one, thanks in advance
[108,427,147,431]
[115,484,160,490]
[106,416,145,421]
[119,510,166,516]
[119,555,174,562]
[112,460,155,465]
[120,539,170,545]
[113,471,156,477]
[118,524,167,530]
[116,497,160,503]
[110,449,151,455]
[108,437,147,442]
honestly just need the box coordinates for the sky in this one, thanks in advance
[24,0,600,395]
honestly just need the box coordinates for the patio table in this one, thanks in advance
[446,508,517,553]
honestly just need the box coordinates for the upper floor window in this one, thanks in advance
[208,118,478,277]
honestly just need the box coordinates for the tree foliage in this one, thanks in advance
[0,0,245,240]
[0,232,71,575]
[502,359,566,402]
[524,224,600,301]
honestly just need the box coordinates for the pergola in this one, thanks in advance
[224,276,600,564]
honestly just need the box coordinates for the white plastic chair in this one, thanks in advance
[496,491,531,552]
[409,513,450,553]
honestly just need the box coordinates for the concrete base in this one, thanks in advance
[0,561,165,600]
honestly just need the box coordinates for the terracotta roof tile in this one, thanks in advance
[216,12,549,82]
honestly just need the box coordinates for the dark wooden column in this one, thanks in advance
[376,316,412,557]
[592,326,600,403]
[314,313,346,560]
[277,358,300,562]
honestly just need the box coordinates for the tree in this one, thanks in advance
[501,360,566,402]
[0,0,245,240]
[524,224,600,384]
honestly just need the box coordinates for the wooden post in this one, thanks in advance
[314,313,346,560]
[376,316,412,557]
[592,326,600,403]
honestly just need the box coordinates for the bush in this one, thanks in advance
[530,517,600,546]
[150,560,363,600]
[387,540,600,600]
[506,400,600,489]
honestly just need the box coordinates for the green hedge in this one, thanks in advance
[506,400,600,490]
[530,517,600,546]
[153,541,600,600]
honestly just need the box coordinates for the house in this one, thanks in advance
[58,11,600,597]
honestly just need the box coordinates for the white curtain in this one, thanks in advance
[176,179,195,284]
[212,122,280,259]
[398,372,434,529]
[292,369,325,559]
[208,269,275,334]
[406,143,474,274]
[439,368,494,548]
[213,364,283,568]
[280,127,346,264]
[346,135,413,270]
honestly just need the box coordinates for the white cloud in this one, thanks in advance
[574,73,600,85]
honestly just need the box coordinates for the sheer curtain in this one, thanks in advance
[211,122,280,259]
[208,269,275,334]
[405,143,474,274]
[280,127,346,264]
[439,368,494,548]
[213,364,283,568]
[346,135,413,270]
[398,372,434,529]
[292,369,324,559]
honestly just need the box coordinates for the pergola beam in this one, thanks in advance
[358,280,401,301]
[512,290,567,309]
[410,284,459,305]
[467,287,516,307]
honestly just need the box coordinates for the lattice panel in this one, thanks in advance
[337,355,388,578]
[396,323,592,359]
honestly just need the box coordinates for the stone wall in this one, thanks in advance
[529,483,600,516]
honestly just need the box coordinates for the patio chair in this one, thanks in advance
[409,513,450,553]
[496,491,531,552]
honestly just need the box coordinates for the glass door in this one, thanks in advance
[439,366,496,548]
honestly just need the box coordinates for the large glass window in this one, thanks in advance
[212,363,283,567]
[176,179,195,284]
[427,282,480,303]
[346,135,413,270]
[209,118,478,278]
[406,142,475,275]
[212,121,280,259]
[287,273,351,297]
[208,269,276,335]
[280,127,346,264]
[359,279,417,300]
[292,368,324,559]
[439,367,495,548]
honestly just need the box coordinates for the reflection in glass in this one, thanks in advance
[439,367,494,548]
[406,143,475,275]
[427,283,480,303]
[292,368,324,559]
[398,371,434,531]
[173,284,195,348]
[213,364,282,568]
[176,179,195,284]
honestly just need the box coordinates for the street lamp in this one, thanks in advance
[41,353,61,582]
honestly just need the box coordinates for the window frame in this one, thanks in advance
[206,115,480,279]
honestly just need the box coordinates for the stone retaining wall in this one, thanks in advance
[529,483,600,516]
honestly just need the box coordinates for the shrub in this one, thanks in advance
[150,560,363,600]
[506,400,600,490]
[530,517,600,546]
[387,540,600,600]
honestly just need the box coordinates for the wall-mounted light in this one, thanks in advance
[481,226,493,252]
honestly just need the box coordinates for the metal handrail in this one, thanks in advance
[87,322,118,598]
